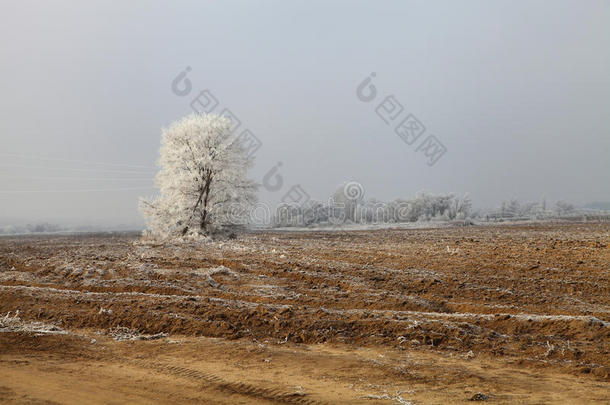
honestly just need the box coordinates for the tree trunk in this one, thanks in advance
[200,176,212,231]
[182,186,206,236]
[181,170,213,236]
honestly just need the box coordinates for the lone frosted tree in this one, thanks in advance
[140,113,257,238]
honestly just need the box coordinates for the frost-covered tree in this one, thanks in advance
[331,182,365,223]
[448,193,472,220]
[357,198,388,223]
[554,200,575,216]
[140,113,257,238]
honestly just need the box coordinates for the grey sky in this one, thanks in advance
[1,0,609,227]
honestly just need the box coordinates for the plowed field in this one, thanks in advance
[0,223,608,403]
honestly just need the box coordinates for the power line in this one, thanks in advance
[0,152,157,170]
[0,174,154,181]
[0,163,157,175]
[0,187,156,194]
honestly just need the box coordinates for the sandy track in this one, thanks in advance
[1,331,609,404]
[0,223,609,403]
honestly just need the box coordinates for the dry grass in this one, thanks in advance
[0,311,65,335]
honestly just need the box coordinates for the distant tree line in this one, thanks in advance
[485,198,576,220]
[272,189,473,228]
[270,187,608,228]
[0,223,63,235]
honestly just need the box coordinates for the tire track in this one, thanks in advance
[131,359,326,405]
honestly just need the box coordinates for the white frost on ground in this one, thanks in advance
[108,326,168,341]
[0,311,66,335]
[271,221,461,232]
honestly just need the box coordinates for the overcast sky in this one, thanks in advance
[1,0,609,227]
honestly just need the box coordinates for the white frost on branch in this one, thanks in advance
[139,113,257,239]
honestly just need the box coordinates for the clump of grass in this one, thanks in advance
[108,326,168,341]
[0,311,65,335]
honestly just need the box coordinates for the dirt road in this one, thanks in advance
[0,223,608,403]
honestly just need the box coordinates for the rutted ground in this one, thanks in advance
[0,223,608,404]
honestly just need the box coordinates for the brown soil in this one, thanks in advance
[0,223,609,404]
